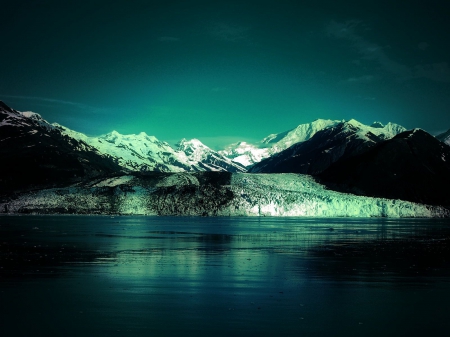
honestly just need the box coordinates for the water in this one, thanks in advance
[1,216,450,336]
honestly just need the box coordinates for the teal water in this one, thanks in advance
[1,216,450,336]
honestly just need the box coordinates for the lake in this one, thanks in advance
[1,215,450,336]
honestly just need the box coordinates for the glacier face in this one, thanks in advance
[2,173,447,218]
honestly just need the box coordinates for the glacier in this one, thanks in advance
[2,173,447,218]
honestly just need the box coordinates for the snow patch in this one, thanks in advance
[92,175,134,187]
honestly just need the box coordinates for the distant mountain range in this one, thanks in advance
[55,124,246,173]
[1,100,450,212]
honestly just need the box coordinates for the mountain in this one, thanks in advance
[56,124,246,173]
[55,125,192,172]
[218,141,269,167]
[318,129,450,207]
[0,101,123,193]
[221,119,405,168]
[176,139,246,172]
[220,119,341,167]
[249,119,406,174]
[436,128,450,146]
[260,118,342,151]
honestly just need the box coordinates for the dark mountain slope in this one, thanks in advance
[249,121,382,174]
[318,129,450,207]
[0,101,123,193]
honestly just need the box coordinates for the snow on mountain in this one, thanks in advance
[176,138,246,172]
[55,125,246,173]
[3,172,448,217]
[437,128,450,146]
[0,100,407,174]
[249,119,407,174]
[261,118,341,152]
[219,119,341,167]
[346,119,406,140]
[55,125,191,172]
[0,101,123,191]
[220,119,405,168]
[219,142,270,167]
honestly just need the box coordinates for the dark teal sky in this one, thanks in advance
[2,0,450,148]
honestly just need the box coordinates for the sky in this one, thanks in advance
[2,0,450,149]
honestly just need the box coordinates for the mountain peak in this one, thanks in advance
[0,101,14,112]
[19,111,46,123]
[177,138,204,146]
[371,121,384,128]
[436,128,450,145]
[345,118,362,126]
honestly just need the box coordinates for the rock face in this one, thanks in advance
[318,129,450,207]
[249,119,405,174]
[1,172,448,217]
[0,101,123,193]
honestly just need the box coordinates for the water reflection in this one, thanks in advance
[1,216,450,337]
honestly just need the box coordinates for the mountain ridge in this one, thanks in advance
[249,119,406,174]
[318,128,450,207]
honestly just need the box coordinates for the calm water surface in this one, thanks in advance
[1,216,450,336]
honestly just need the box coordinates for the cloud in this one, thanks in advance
[0,95,107,113]
[209,22,249,41]
[413,62,450,83]
[157,36,180,42]
[327,21,450,83]
[327,20,412,80]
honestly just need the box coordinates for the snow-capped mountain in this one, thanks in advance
[55,124,191,172]
[176,138,246,172]
[0,101,123,192]
[219,142,270,167]
[2,100,449,215]
[219,119,341,167]
[220,118,405,167]
[437,128,450,146]
[249,119,406,174]
[319,128,450,207]
[260,118,341,151]
[55,124,246,173]
[1,101,245,188]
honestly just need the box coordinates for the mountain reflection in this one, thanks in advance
[2,216,450,337]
